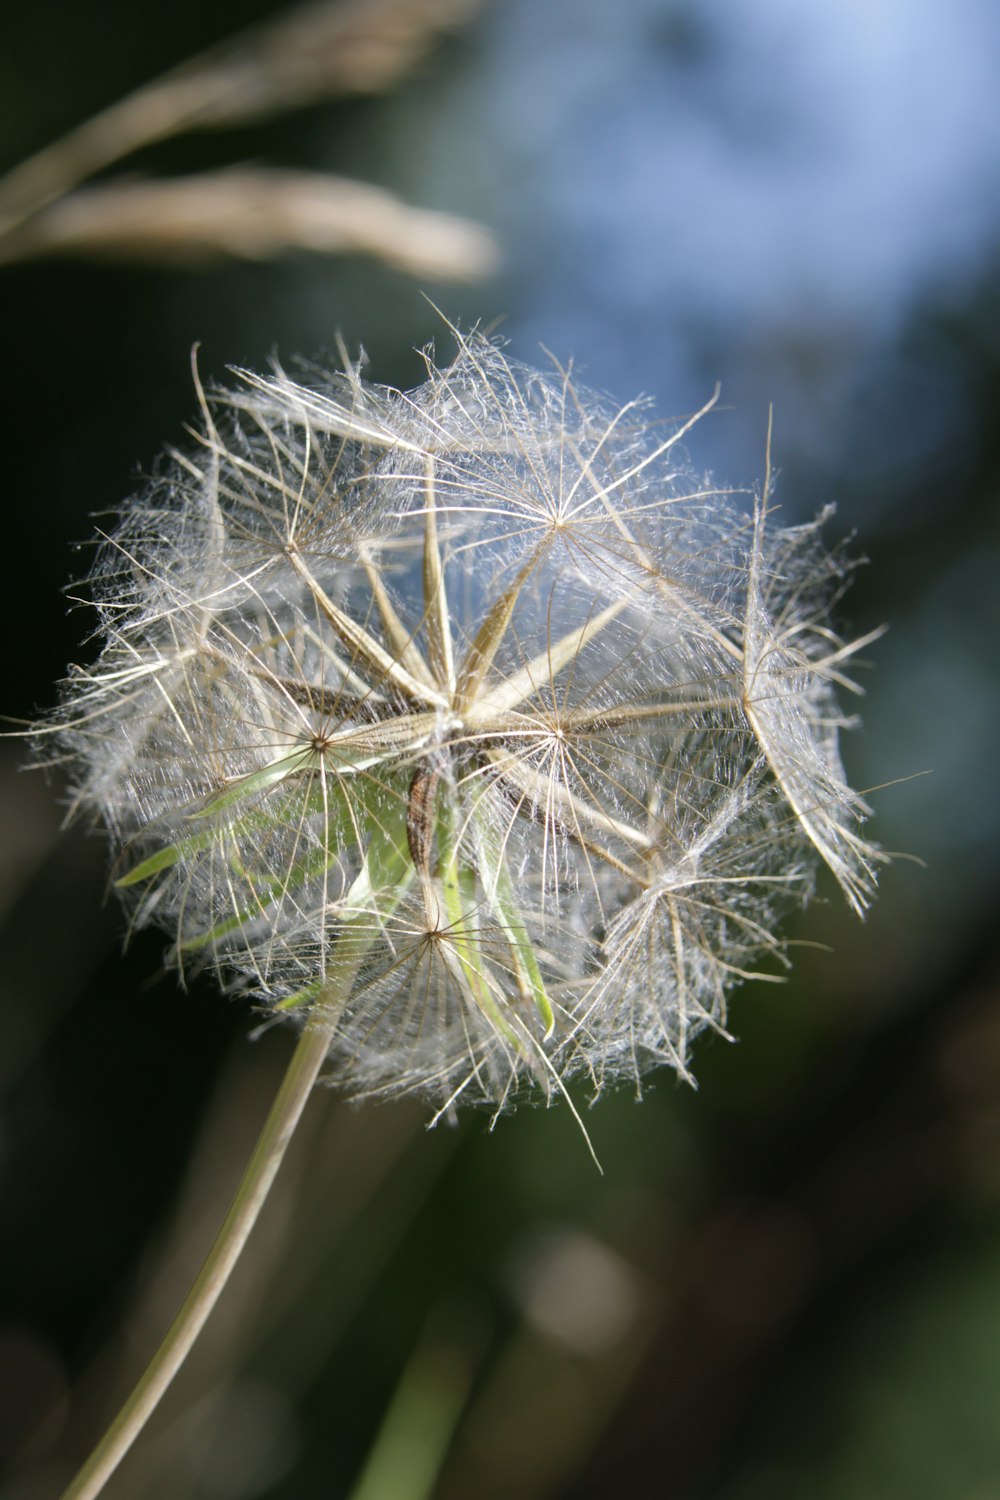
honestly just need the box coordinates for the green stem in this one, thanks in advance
[60,1013,332,1500]
[436,801,519,1049]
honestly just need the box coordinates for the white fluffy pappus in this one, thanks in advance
[43,331,885,1119]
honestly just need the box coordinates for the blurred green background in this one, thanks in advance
[2,1,999,1496]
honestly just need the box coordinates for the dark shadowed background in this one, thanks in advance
[2,2,999,1497]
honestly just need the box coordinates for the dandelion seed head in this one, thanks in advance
[43,331,884,1113]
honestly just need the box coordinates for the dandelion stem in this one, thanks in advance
[59,1014,332,1500]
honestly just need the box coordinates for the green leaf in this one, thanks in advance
[115,828,214,887]
[192,747,318,819]
[274,978,327,1013]
[473,799,554,1037]
[182,768,416,959]
[436,795,520,1048]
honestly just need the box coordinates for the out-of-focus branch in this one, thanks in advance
[0,0,486,236]
[0,168,498,280]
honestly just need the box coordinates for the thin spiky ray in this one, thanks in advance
[40,330,884,1114]
[740,495,885,915]
[565,764,812,1091]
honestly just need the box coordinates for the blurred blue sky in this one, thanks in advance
[373,0,1000,495]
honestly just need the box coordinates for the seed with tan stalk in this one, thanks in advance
[30,330,884,1497]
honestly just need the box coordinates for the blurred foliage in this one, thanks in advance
[2,1,999,1498]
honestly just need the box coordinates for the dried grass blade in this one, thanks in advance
[0,170,497,281]
[0,0,486,228]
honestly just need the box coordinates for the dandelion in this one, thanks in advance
[34,329,883,1497]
